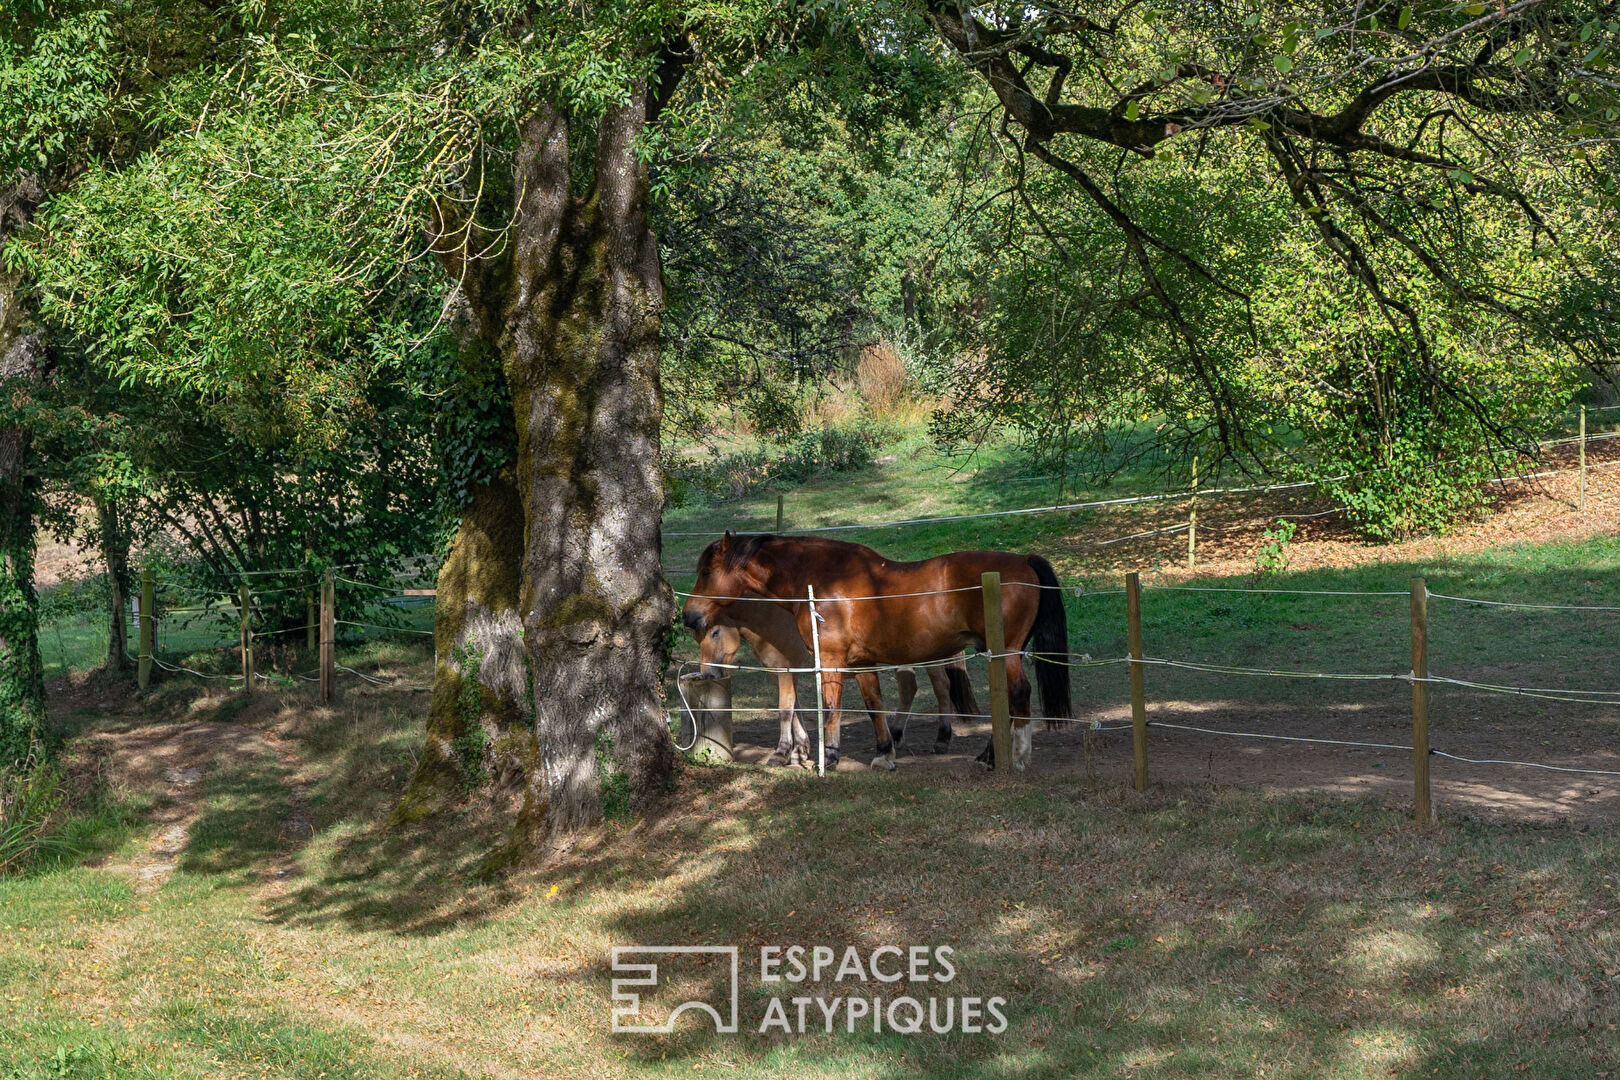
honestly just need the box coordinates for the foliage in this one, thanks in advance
[667,421,887,504]
[0,6,115,176]
[593,727,631,822]
[0,753,71,875]
[901,1,1620,534]
[450,641,489,794]
[0,532,44,768]
[36,574,109,623]
[1254,519,1298,577]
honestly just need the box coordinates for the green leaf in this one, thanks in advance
[1513,47,1531,66]
[1124,99,1140,121]
[1398,6,1412,29]
[1273,53,1294,74]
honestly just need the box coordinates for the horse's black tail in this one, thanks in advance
[1026,555,1072,726]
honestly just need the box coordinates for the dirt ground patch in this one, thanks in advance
[720,689,1620,826]
[1058,441,1620,582]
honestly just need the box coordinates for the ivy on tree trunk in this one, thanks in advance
[0,175,46,767]
[394,468,529,823]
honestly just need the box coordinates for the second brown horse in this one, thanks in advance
[683,533,1071,770]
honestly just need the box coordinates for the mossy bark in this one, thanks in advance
[0,176,46,768]
[502,91,674,854]
[430,87,677,862]
[393,469,529,824]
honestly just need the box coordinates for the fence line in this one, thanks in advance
[1425,591,1620,612]
[1136,657,1409,681]
[1144,722,1620,777]
[662,478,1334,538]
[1145,720,1415,753]
[335,619,435,637]
[676,576,1620,608]
[1147,584,1407,597]
[1423,674,1620,706]
[1429,750,1620,777]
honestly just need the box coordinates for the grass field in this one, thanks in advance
[2,684,1617,1078]
[8,429,1620,1078]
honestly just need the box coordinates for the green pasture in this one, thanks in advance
[1,707,1615,1079]
[14,433,1620,1079]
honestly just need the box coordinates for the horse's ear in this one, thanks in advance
[715,531,732,557]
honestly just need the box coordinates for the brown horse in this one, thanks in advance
[683,533,1071,770]
[689,610,980,766]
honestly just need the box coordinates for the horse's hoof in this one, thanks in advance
[870,755,897,771]
[824,749,841,770]
[765,751,790,767]
[932,739,951,755]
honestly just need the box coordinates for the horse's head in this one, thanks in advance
[683,531,770,634]
[693,621,743,679]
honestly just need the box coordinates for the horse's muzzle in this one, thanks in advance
[681,606,705,632]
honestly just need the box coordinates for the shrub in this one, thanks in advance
[855,342,909,420]
[1318,438,1499,542]
[0,753,73,875]
[1254,519,1298,577]
[667,422,888,504]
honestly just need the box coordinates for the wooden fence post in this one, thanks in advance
[981,571,1013,772]
[1188,455,1198,569]
[776,494,785,533]
[320,568,335,702]
[1579,405,1587,511]
[1127,570,1148,792]
[306,588,317,653]
[239,582,253,692]
[137,568,154,691]
[1410,577,1433,825]
[679,672,734,763]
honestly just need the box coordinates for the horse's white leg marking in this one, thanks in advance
[1014,724,1033,771]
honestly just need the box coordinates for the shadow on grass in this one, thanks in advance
[235,734,1617,1079]
[579,770,1617,1079]
[108,530,1620,1077]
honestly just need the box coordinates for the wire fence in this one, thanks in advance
[112,551,1620,811]
[125,565,435,695]
[93,410,1620,809]
[669,575,1620,808]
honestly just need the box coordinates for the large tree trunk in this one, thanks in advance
[412,87,677,861]
[393,468,530,823]
[496,91,675,857]
[94,497,130,673]
[0,175,46,767]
